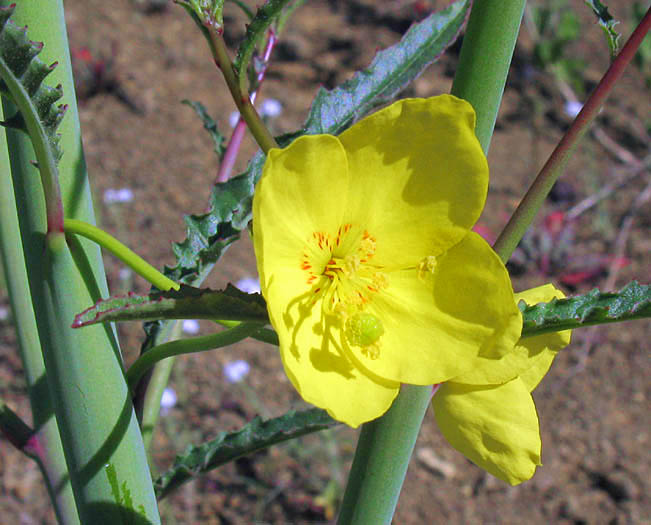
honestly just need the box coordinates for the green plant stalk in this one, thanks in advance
[64,218,179,292]
[40,232,160,523]
[126,322,261,391]
[492,6,651,263]
[207,27,278,153]
[1,1,160,521]
[0,105,79,524]
[140,321,181,452]
[337,385,433,524]
[337,1,526,523]
[450,0,527,151]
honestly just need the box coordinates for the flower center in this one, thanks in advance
[302,224,389,358]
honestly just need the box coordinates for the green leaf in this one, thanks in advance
[154,408,338,499]
[72,284,268,328]
[164,153,264,285]
[584,0,621,58]
[520,281,650,338]
[303,0,470,135]
[182,99,227,158]
[0,4,65,162]
[233,0,292,91]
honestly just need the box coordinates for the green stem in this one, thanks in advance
[208,28,278,153]
[0,102,79,524]
[337,385,434,524]
[127,323,260,391]
[140,321,181,452]
[338,2,526,523]
[450,0,526,152]
[63,218,179,292]
[492,7,651,263]
[216,319,279,346]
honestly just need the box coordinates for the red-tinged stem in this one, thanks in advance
[216,30,277,183]
[492,7,651,263]
[207,25,277,154]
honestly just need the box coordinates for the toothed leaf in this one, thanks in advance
[233,0,292,88]
[154,408,338,499]
[73,284,268,328]
[182,99,227,158]
[303,0,469,135]
[0,5,66,162]
[520,281,650,338]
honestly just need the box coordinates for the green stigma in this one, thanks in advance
[345,312,384,348]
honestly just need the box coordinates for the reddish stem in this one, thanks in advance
[216,30,277,184]
[492,7,651,262]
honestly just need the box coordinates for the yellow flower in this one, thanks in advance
[433,284,572,485]
[253,95,522,427]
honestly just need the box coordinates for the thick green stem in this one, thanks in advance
[451,0,526,152]
[1,1,161,521]
[126,323,260,391]
[338,2,526,523]
[337,385,433,524]
[0,104,79,524]
[492,7,651,263]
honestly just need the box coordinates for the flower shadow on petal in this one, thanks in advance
[282,287,355,378]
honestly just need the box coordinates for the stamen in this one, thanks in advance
[418,255,437,280]
[303,225,388,355]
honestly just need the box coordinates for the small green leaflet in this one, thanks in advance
[584,0,621,59]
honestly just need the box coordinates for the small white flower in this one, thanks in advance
[223,359,250,383]
[182,319,200,335]
[564,100,583,118]
[235,277,261,294]
[260,98,282,118]
[160,387,177,415]
[0,306,9,322]
[229,111,241,128]
[118,268,132,281]
[103,188,134,204]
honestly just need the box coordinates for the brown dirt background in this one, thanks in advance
[1,0,649,523]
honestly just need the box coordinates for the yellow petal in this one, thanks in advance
[348,232,521,385]
[253,134,349,253]
[515,285,572,391]
[514,283,565,305]
[338,95,488,267]
[253,133,349,352]
[433,379,541,485]
[276,292,399,427]
[253,135,401,426]
[449,284,572,386]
